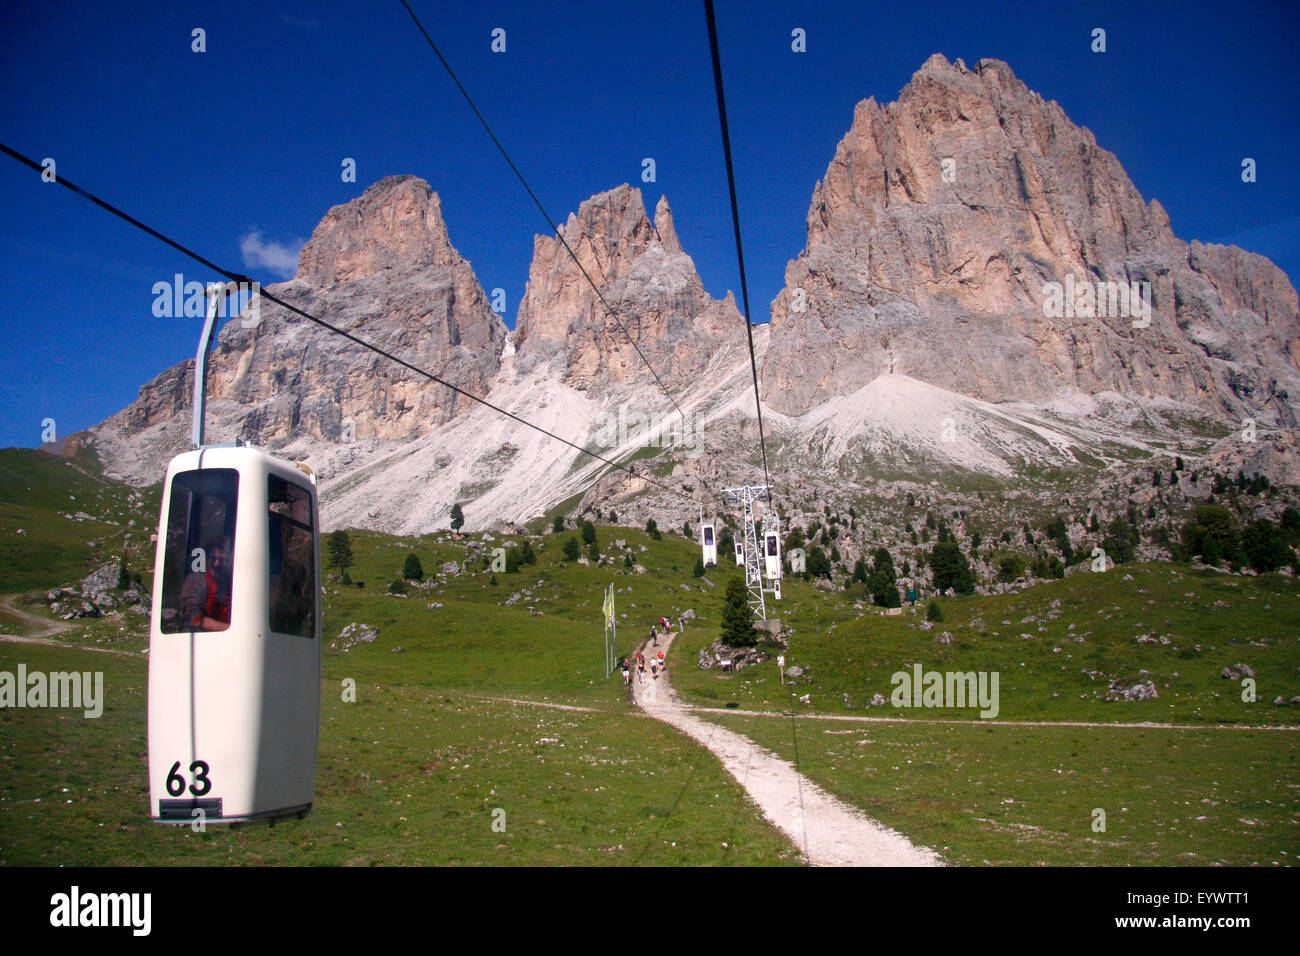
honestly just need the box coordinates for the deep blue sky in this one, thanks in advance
[2,0,1297,450]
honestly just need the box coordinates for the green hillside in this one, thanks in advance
[1,454,1296,865]
[0,448,160,594]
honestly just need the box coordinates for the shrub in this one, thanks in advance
[402,553,424,581]
[926,600,943,622]
[562,538,580,561]
[388,577,407,595]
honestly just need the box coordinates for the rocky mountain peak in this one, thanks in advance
[89,176,507,480]
[653,195,682,255]
[765,53,1299,426]
[513,185,743,391]
[295,175,461,287]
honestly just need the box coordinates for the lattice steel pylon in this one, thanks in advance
[723,484,770,620]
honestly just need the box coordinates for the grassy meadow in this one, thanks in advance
[1,448,1297,865]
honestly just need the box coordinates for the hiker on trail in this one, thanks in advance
[621,662,631,687]
[650,625,657,647]
[650,657,659,680]
[660,616,671,633]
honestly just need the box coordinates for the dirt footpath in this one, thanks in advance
[630,630,942,867]
[0,594,138,657]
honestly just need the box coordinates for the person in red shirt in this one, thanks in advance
[180,539,232,631]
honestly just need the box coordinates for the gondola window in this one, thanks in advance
[160,469,238,633]
[268,474,316,638]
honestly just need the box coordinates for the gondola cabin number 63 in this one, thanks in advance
[147,445,322,824]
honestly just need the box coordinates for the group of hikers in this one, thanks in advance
[620,617,674,688]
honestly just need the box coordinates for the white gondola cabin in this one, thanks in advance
[734,539,744,565]
[147,444,322,824]
[764,531,782,580]
[701,522,717,567]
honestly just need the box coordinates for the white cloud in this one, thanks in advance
[239,231,305,280]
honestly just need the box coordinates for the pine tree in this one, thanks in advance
[852,558,868,584]
[868,547,900,607]
[693,557,705,578]
[926,600,943,622]
[520,540,536,565]
[1103,517,1138,565]
[930,540,974,594]
[552,514,564,533]
[562,537,580,561]
[646,518,661,540]
[806,546,832,579]
[720,577,756,647]
[718,526,735,558]
[581,520,597,546]
[587,541,600,562]
[450,503,465,532]
[402,553,424,581]
[328,529,354,574]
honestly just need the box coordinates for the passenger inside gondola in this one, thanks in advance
[181,538,232,631]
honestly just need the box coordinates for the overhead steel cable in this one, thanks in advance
[398,0,691,428]
[702,0,773,495]
[0,141,694,504]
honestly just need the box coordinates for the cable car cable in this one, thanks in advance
[702,0,774,496]
[397,0,692,428]
[0,141,696,504]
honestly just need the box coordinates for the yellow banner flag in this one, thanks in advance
[603,586,614,626]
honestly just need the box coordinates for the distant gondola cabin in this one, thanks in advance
[764,531,782,580]
[701,523,717,567]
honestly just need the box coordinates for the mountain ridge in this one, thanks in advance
[74,54,1299,535]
